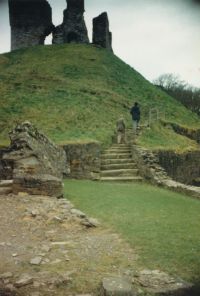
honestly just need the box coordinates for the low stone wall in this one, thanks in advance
[0,122,68,198]
[0,147,13,180]
[131,145,200,199]
[164,122,200,143]
[62,142,101,180]
[157,150,200,186]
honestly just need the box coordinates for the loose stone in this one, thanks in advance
[0,272,13,279]
[30,257,42,265]
[71,209,86,218]
[15,274,33,287]
[101,276,137,296]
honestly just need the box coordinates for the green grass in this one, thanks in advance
[64,180,200,282]
[0,44,199,150]
[138,122,199,151]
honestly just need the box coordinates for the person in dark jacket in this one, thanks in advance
[130,102,141,132]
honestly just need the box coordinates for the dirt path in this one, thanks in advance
[0,193,138,296]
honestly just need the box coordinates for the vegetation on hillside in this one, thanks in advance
[138,122,199,152]
[0,44,199,149]
[154,73,200,116]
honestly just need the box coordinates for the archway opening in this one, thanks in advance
[44,33,53,45]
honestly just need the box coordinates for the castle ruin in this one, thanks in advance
[53,0,89,45]
[93,12,113,52]
[8,0,113,52]
[9,0,54,51]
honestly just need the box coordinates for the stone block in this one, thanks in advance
[101,276,137,296]
[13,174,64,198]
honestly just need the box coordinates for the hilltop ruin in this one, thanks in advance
[53,0,89,45]
[93,12,113,52]
[8,0,113,52]
[9,0,54,51]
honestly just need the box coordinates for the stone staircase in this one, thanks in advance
[100,144,143,182]
[0,180,13,195]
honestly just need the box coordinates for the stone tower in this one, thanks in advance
[93,12,113,52]
[9,0,54,51]
[53,0,89,44]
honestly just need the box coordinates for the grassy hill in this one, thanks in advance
[0,44,199,150]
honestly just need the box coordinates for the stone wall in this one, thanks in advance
[53,0,89,45]
[1,122,68,197]
[157,150,200,186]
[9,0,54,51]
[131,145,200,199]
[0,147,13,180]
[164,122,200,144]
[9,0,114,52]
[62,142,101,180]
[92,12,113,51]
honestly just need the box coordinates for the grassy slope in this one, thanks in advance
[0,44,199,149]
[65,180,200,282]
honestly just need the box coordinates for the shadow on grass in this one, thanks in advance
[163,282,200,296]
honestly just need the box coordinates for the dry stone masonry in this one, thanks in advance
[9,0,113,51]
[1,122,69,197]
[93,12,113,52]
[131,144,200,199]
[62,142,101,180]
[9,0,54,51]
[157,150,200,186]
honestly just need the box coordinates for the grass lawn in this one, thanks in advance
[64,180,200,282]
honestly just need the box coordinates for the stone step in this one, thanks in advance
[101,163,137,170]
[100,176,143,182]
[0,187,12,195]
[0,180,13,187]
[105,148,131,153]
[101,169,139,177]
[101,153,132,159]
[101,158,135,165]
[111,145,131,149]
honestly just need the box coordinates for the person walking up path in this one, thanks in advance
[130,102,141,133]
[116,117,126,144]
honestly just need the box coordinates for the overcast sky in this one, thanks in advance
[0,0,200,87]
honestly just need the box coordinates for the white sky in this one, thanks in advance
[0,0,200,87]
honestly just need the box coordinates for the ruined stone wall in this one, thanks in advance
[131,145,200,199]
[0,147,13,180]
[92,12,113,51]
[9,0,114,51]
[62,142,101,180]
[157,150,200,186]
[53,0,89,45]
[2,122,69,197]
[170,123,200,144]
[9,0,54,51]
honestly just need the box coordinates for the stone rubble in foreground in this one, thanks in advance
[0,192,194,296]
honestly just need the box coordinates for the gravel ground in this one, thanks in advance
[0,193,138,296]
